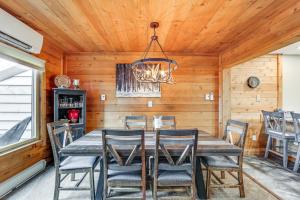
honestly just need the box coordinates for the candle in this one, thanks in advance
[73,79,80,89]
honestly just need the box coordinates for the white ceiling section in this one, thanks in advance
[271,41,300,55]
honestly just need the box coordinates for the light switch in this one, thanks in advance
[252,134,257,141]
[205,94,210,101]
[256,94,261,102]
[100,94,106,101]
[148,101,153,107]
[209,92,214,101]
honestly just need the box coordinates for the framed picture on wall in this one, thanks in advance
[116,64,161,97]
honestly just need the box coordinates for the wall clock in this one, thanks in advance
[247,76,260,88]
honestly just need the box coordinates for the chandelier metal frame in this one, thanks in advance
[131,22,178,84]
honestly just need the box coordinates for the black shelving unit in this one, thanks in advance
[53,88,86,138]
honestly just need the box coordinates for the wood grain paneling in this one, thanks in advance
[222,55,280,155]
[0,40,63,182]
[220,0,300,67]
[1,0,300,59]
[64,53,219,134]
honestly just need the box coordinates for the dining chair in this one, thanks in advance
[102,129,146,200]
[124,115,147,130]
[47,120,99,200]
[152,129,198,200]
[291,112,300,172]
[262,110,295,168]
[153,115,176,130]
[202,120,248,199]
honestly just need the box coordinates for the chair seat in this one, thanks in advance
[108,170,142,186]
[268,130,295,138]
[202,156,239,169]
[158,163,192,171]
[108,162,142,171]
[157,170,192,186]
[59,156,98,171]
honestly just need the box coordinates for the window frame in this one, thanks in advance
[0,58,41,154]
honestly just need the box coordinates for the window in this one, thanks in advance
[0,57,39,153]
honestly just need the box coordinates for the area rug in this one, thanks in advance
[243,156,300,200]
[4,164,278,200]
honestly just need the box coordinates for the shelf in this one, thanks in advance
[69,123,84,126]
[58,107,83,109]
[57,121,84,126]
[54,89,86,135]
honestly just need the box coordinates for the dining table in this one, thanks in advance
[60,129,242,200]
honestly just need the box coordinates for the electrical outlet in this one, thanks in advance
[100,94,106,101]
[252,134,257,141]
[148,101,153,107]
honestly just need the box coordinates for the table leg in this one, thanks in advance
[96,159,104,200]
[196,157,207,200]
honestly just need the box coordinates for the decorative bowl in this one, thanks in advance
[54,75,71,88]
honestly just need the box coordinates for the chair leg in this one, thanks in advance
[54,172,60,200]
[89,169,95,200]
[264,135,272,159]
[191,170,196,200]
[283,139,288,168]
[71,172,75,181]
[153,178,157,200]
[206,168,211,199]
[238,171,245,198]
[293,144,300,172]
[220,171,225,179]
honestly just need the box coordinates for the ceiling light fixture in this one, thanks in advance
[131,22,178,84]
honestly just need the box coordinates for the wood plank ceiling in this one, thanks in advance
[1,0,300,60]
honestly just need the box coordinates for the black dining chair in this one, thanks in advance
[152,129,198,200]
[202,120,248,199]
[262,110,295,168]
[102,129,146,200]
[47,120,100,200]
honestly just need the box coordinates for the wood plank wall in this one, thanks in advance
[64,53,219,134]
[0,40,63,182]
[222,55,279,155]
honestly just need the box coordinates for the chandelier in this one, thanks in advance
[131,22,178,84]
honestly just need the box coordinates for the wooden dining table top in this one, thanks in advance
[60,129,242,157]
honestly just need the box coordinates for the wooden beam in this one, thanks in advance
[277,55,283,109]
[218,56,223,138]
[220,1,300,68]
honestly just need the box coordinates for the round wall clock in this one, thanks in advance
[247,76,260,88]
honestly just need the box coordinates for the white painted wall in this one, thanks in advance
[282,55,300,113]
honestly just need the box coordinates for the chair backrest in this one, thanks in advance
[223,120,248,151]
[102,129,145,172]
[0,116,31,146]
[153,115,176,130]
[47,120,72,167]
[262,110,286,135]
[291,112,300,142]
[124,116,147,130]
[154,129,198,172]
